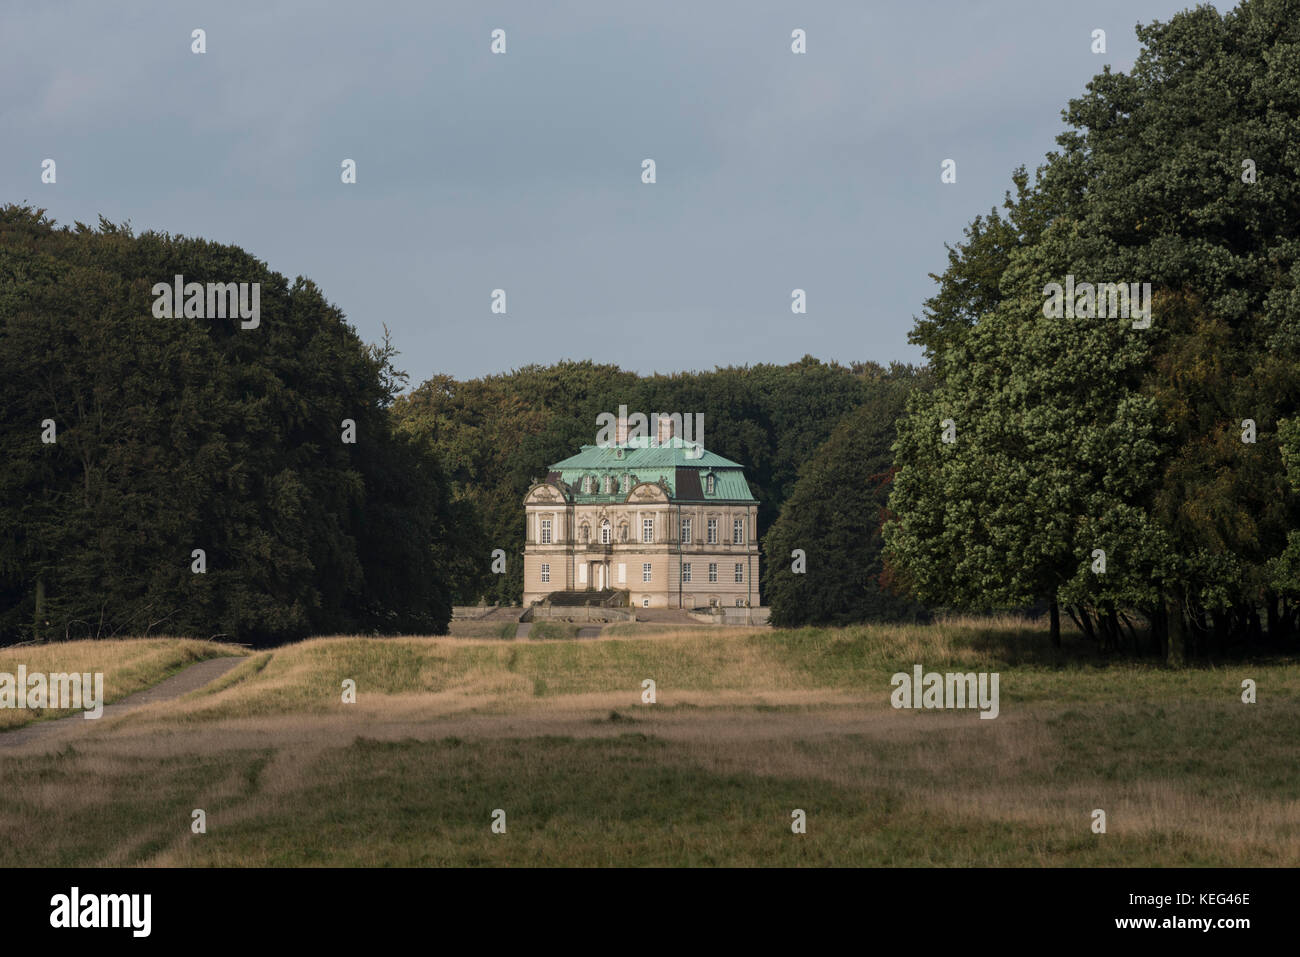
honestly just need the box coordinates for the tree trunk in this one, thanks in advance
[1166,593,1186,667]
[1049,599,1061,648]
[33,578,46,643]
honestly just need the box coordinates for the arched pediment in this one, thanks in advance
[524,482,570,506]
[627,482,668,503]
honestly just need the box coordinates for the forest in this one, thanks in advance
[4,2,1299,659]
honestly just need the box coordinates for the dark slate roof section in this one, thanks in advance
[545,471,561,484]
[674,468,703,500]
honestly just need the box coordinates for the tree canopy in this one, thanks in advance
[885,0,1300,658]
[0,205,461,645]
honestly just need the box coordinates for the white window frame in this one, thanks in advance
[707,518,718,544]
[733,518,744,544]
[540,563,550,584]
[540,518,552,545]
[681,517,692,543]
[734,563,744,583]
[682,563,692,583]
[642,563,652,583]
[708,562,718,583]
[601,520,611,544]
[642,517,654,543]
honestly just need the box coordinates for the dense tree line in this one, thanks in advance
[762,376,930,627]
[0,206,465,646]
[885,0,1300,659]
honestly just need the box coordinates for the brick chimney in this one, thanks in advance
[656,413,676,446]
[615,404,629,444]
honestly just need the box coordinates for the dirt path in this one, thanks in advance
[0,655,245,748]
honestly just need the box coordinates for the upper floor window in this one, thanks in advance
[642,517,654,543]
[601,520,611,544]
[733,518,744,544]
[707,519,718,544]
[681,517,692,543]
[580,524,590,543]
[540,518,553,545]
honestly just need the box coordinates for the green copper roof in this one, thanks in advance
[547,437,756,503]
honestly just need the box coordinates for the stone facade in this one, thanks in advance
[522,437,760,609]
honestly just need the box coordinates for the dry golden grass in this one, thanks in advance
[1,621,1296,866]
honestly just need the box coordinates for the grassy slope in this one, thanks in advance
[0,621,1296,866]
[0,638,248,730]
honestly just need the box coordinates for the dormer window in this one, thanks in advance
[603,475,615,494]
[705,473,715,495]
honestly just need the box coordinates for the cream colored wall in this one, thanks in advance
[523,499,760,608]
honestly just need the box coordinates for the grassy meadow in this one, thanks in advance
[0,618,1296,866]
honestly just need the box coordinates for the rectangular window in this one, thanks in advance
[708,562,718,583]
[733,518,744,544]
[578,564,587,585]
[540,518,552,545]
[734,563,744,583]
[540,563,550,584]
[682,563,692,583]
[642,563,652,583]
[707,519,718,544]
[735,598,744,607]
[681,517,692,543]
[642,517,654,543]
[617,563,626,584]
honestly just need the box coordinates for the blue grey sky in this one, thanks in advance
[1,0,1210,382]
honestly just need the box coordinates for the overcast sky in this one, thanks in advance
[1,0,1211,383]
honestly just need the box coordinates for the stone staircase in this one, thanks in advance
[545,589,627,607]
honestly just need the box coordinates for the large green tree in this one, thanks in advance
[886,0,1300,658]
[0,206,459,645]
[763,374,929,627]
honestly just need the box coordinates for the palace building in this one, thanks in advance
[522,426,760,610]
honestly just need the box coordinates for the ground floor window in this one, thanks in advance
[540,563,550,583]
[708,563,718,583]
[642,597,650,607]
[734,563,744,583]
[642,563,652,582]
[682,563,692,582]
